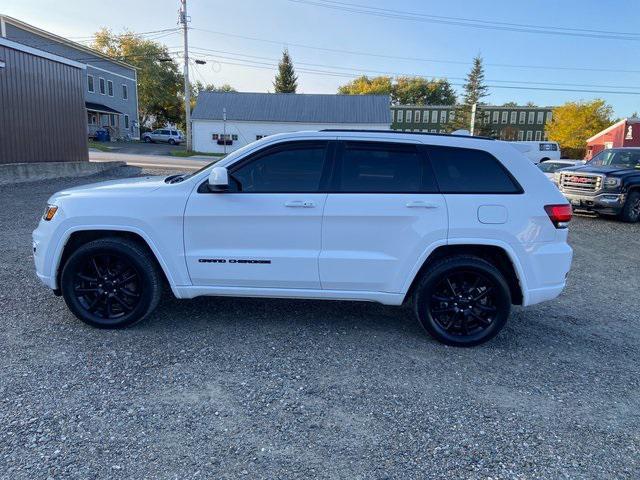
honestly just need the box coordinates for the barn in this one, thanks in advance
[586,118,640,160]
[191,92,391,154]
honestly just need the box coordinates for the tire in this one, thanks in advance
[168,138,176,145]
[620,191,640,223]
[413,255,511,347]
[60,238,163,328]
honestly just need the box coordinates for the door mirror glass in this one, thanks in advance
[208,166,229,191]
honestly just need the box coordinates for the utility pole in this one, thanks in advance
[179,0,191,151]
[469,103,477,136]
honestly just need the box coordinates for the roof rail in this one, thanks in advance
[320,129,495,140]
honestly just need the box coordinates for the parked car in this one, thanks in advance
[556,147,640,222]
[509,141,561,164]
[142,128,184,145]
[537,159,585,182]
[33,131,573,347]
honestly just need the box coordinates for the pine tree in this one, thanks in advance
[273,49,298,93]
[448,55,491,135]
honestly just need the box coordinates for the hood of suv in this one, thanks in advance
[569,165,640,177]
[50,175,167,200]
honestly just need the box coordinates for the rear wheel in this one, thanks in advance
[143,136,151,143]
[168,138,176,145]
[60,238,162,328]
[413,256,511,347]
[620,191,640,223]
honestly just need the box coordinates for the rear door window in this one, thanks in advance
[427,145,522,194]
[334,141,437,193]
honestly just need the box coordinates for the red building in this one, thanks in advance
[586,118,640,160]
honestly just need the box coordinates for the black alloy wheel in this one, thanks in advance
[61,238,162,328]
[414,256,511,347]
[620,191,640,223]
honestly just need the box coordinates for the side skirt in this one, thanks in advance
[172,285,405,306]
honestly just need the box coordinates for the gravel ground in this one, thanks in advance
[0,168,639,479]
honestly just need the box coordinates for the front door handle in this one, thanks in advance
[406,201,439,209]
[285,200,315,208]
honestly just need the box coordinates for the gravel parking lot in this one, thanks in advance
[1,168,639,479]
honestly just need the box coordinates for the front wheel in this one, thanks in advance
[413,256,511,347]
[143,136,151,143]
[60,238,163,328]
[620,191,640,223]
[168,138,176,145]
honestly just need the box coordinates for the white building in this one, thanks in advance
[191,92,391,153]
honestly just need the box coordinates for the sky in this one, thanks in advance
[4,0,640,116]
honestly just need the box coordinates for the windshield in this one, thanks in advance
[588,149,640,168]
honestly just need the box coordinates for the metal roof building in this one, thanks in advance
[191,92,391,153]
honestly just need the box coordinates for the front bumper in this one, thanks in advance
[562,192,625,215]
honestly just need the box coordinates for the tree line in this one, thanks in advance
[92,29,617,157]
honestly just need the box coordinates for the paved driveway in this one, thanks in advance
[97,141,183,156]
[1,168,639,479]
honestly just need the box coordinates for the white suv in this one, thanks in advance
[33,130,573,346]
[142,128,184,145]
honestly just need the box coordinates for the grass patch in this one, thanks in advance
[87,140,113,152]
[169,150,224,158]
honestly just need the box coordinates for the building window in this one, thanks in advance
[510,111,517,124]
[414,110,421,123]
[526,130,533,141]
[99,77,106,95]
[528,112,535,124]
[87,112,97,125]
[449,111,455,121]
[537,112,544,124]
[501,111,508,124]
[483,111,489,124]
[212,133,219,140]
[423,111,428,123]
[535,130,542,141]
[430,129,437,133]
[109,114,116,127]
[122,84,128,100]
[492,111,499,123]
[232,134,238,141]
[546,111,553,123]
[406,110,412,123]
[519,111,526,124]
[397,110,404,123]
[440,111,447,123]
[124,114,129,130]
[107,80,114,97]
[517,130,524,141]
[439,129,445,133]
[431,110,438,123]
[87,75,94,93]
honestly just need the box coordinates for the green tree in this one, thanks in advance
[193,81,237,94]
[92,28,183,128]
[502,101,518,107]
[449,55,491,135]
[273,49,298,93]
[338,75,393,95]
[391,77,456,105]
[547,99,613,158]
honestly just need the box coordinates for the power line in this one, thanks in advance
[189,27,640,75]
[189,52,640,95]
[188,46,640,91]
[287,0,640,41]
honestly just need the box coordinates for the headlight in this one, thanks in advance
[43,204,58,221]
[604,177,621,188]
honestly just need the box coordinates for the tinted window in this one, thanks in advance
[335,142,434,193]
[428,146,521,193]
[231,143,327,192]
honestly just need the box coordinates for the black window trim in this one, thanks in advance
[198,140,333,194]
[424,145,524,195]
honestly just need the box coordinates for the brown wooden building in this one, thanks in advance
[0,37,87,164]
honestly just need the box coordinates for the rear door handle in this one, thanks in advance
[285,200,315,208]
[406,201,439,209]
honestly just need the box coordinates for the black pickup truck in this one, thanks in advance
[556,147,640,222]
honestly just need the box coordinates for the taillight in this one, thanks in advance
[544,204,572,228]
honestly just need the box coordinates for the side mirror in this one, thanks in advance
[208,166,229,192]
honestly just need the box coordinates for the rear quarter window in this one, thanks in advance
[427,145,522,194]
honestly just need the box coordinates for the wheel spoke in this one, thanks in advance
[470,311,490,325]
[75,287,100,293]
[432,306,455,315]
[105,296,113,317]
[112,294,133,312]
[91,258,102,277]
[119,287,140,298]
[77,273,98,282]
[472,287,493,302]
[432,294,454,302]
[446,278,458,297]
[475,303,497,313]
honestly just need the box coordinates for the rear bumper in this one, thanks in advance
[562,192,625,215]
[522,241,573,307]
